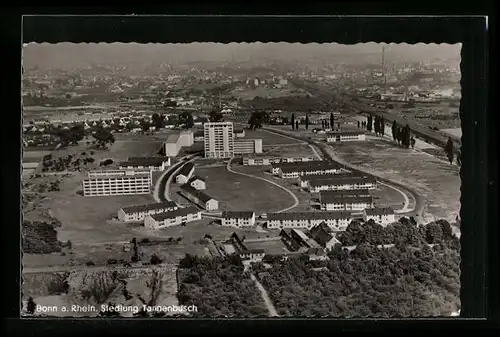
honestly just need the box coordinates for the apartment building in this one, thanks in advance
[180,184,219,211]
[298,171,359,188]
[118,201,178,222]
[164,130,194,157]
[326,131,366,143]
[267,211,354,231]
[203,121,234,158]
[233,139,263,154]
[176,162,195,184]
[221,211,256,227]
[271,161,325,175]
[319,189,371,203]
[119,157,171,172]
[308,222,342,250]
[243,156,317,166]
[307,176,377,193]
[363,207,396,226]
[144,206,202,230]
[319,195,374,211]
[82,169,153,197]
[278,163,343,179]
[233,128,245,138]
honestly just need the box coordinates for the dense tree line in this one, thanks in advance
[260,218,460,317]
[22,220,63,254]
[177,254,268,317]
[248,111,268,129]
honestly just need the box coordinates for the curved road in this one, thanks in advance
[226,158,300,214]
[260,126,425,218]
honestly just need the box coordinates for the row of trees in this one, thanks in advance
[289,112,336,131]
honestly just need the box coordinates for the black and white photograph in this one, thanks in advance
[21,39,463,318]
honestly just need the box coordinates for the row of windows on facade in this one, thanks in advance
[83,179,151,184]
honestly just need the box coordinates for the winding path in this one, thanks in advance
[226,158,299,214]
[378,181,412,213]
[250,273,279,317]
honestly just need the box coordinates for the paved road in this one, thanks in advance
[250,273,279,317]
[261,126,425,218]
[226,158,300,214]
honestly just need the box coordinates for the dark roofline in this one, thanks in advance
[239,249,265,254]
[365,207,395,216]
[320,195,374,204]
[148,206,200,221]
[222,211,255,219]
[121,201,177,214]
[180,184,215,203]
[177,162,195,177]
[268,211,353,221]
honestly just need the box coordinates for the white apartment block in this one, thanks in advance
[164,130,194,157]
[82,169,153,197]
[307,176,377,193]
[187,176,206,190]
[363,207,396,226]
[326,131,366,143]
[119,157,171,172]
[118,201,179,222]
[243,156,317,166]
[221,211,256,227]
[203,122,235,158]
[279,164,343,179]
[144,206,202,230]
[270,161,330,175]
[267,211,354,231]
[320,196,374,211]
[233,139,263,154]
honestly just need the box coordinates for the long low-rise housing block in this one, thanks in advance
[118,201,179,222]
[320,195,374,211]
[186,176,206,190]
[267,211,354,231]
[326,130,366,143]
[307,176,377,193]
[144,206,201,230]
[243,156,317,166]
[234,139,263,154]
[362,207,396,226]
[119,157,171,172]
[319,189,371,202]
[298,171,359,188]
[180,184,219,211]
[277,163,344,179]
[82,169,153,197]
[221,211,256,227]
[271,160,325,175]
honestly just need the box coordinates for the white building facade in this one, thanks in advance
[118,201,179,222]
[144,206,202,230]
[320,196,374,211]
[307,177,377,193]
[363,207,396,226]
[267,211,353,231]
[326,131,366,143]
[82,170,152,197]
[221,211,256,227]
[233,139,263,154]
[203,122,235,158]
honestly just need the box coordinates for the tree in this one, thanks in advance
[456,149,462,166]
[248,111,266,130]
[295,120,299,130]
[141,121,150,132]
[380,117,385,136]
[291,113,295,130]
[150,254,163,265]
[26,297,36,315]
[391,120,397,141]
[209,109,223,122]
[367,115,373,132]
[151,113,165,129]
[179,111,194,129]
[445,137,454,164]
[92,127,115,148]
[305,113,310,130]
[357,121,360,128]
[330,113,335,130]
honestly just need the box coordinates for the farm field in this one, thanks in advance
[243,238,291,255]
[328,138,460,222]
[189,167,296,214]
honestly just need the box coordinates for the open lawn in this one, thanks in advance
[265,125,326,142]
[230,165,313,213]
[371,184,415,211]
[193,166,296,214]
[242,128,303,145]
[35,173,156,244]
[329,138,460,222]
[230,87,307,100]
[263,144,316,158]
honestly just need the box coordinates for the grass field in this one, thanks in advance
[371,184,415,211]
[263,143,317,158]
[329,138,460,222]
[242,129,303,145]
[193,166,295,214]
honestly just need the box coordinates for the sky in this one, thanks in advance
[22,42,461,69]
